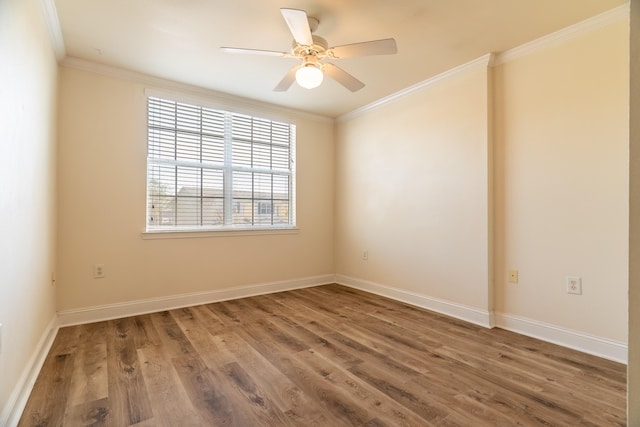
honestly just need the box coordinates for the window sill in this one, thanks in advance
[141,227,299,240]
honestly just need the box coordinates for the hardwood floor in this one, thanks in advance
[18,284,626,426]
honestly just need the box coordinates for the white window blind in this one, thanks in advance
[146,96,296,231]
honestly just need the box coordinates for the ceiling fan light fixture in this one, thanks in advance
[221,8,397,92]
[295,64,323,89]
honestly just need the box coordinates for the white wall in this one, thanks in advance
[335,60,493,323]
[493,18,629,343]
[56,66,335,312]
[0,0,59,422]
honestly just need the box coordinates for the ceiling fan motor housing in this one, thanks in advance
[292,35,328,57]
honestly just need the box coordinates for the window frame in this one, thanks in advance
[143,92,297,237]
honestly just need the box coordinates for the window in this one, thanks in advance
[146,96,296,232]
[258,201,272,215]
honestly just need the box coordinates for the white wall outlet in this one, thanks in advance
[566,276,582,295]
[94,264,106,279]
[508,270,519,284]
[362,250,369,261]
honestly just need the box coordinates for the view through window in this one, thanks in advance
[146,96,296,231]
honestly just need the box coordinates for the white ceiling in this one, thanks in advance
[53,0,626,118]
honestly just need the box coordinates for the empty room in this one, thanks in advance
[2,0,639,425]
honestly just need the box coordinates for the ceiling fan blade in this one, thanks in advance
[281,8,313,46]
[274,66,300,92]
[322,63,365,92]
[328,38,398,58]
[220,47,287,57]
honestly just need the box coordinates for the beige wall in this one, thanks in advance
[56,67,335,311]
[629,0,639,422]
[494,19,629,341]
[335,63,492,313]
[0,0,58,420]
[3,1,633,421]
[335,16,628,346]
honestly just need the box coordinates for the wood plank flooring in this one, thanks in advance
[18,284,626,426]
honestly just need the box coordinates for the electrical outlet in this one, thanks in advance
[94,264,106,279]
[508,270,518,284]
[566,276,582,295]
[362,250,368,261]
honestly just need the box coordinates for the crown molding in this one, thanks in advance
[38,0,65,61]
[338,3,628,121]
[46,2,628,123]
[60,56,334,123]
[338,53,495,122]
[494,3,630,65]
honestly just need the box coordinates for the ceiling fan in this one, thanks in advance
[220,8,398,92]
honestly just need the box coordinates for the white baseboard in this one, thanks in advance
[1,315,59,427]
[336,274,627,364]
[57,274,335,327]
[335,274,494,328]
[4,275,333,425]
[494,312,628,364]
[6,274,626,427]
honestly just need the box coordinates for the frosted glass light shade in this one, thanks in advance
[295,65,323,89]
